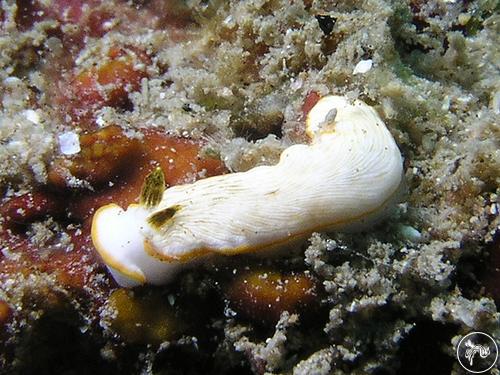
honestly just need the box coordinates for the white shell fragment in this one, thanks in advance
[58,132,81,155]
[92,95,404,287]
[23,109,41,124]
[353,59,373,75]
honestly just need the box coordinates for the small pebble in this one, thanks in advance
[398,224,422,242]
[353,59,373,75]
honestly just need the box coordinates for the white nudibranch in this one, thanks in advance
[91,95,404,287]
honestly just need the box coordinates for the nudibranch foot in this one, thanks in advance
[91,95,404,287]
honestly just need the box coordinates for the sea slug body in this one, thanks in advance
[91,95,404,287]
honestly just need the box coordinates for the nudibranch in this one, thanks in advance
[92,95,404,287]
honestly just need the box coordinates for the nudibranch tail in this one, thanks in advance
[91,95,404,287]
